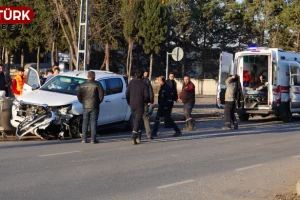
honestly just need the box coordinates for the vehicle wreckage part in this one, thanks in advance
[16,111,56,140]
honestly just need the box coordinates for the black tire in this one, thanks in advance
[282,110,292,123]
[239,113,249,121]
[125,115,133,131]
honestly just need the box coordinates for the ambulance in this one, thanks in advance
[216,47,300,122]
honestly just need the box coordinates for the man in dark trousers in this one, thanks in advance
[142,71,154,139]
[152,76,181,137]
[126,70,150,145]
[222,75,238,130]
[77,71,104,144]
[165,72,178,128]
[178,75,196,131]
[0,64,11,97]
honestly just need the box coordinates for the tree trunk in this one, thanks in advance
[127,38,134,77]
[69,46,74,71]
[136,43,140,69]
[21,48,24,68]
[128,41,134,80]
[105,42,110,71]
[0,47,2,64]
[149,53,153,80]
[51,41,55,66]
[37,46,40,74]
[201,20,207,79]
[55,44,58,63]
[126,44,130,75]
[182,45,186,78]
[5,50,11,72]
[296,31,300,53]
[87,42,91,69]
[1,47,4,64]
[54,0,77,68]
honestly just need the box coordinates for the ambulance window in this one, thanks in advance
[290,66,300,86]
[272,62,277,85]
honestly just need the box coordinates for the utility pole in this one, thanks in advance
[77,0,89,71]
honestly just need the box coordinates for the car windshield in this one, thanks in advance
[40,75,86,95]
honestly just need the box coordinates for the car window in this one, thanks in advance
[40,75,86,95]
[106,78,123,95]
[99,79,107,96]
[26,68,40,87]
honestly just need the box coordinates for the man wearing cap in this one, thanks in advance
[12,67,26,97]
[77,71,104,144]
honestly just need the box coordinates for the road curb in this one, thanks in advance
[296,178,300,196]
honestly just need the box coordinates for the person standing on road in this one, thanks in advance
[152,76,182,137]
[12,67,26,97]
[46,67,60,82]
[126,70,150,145]
[41,69,54,85]
[178,75,196,131]
[77,71,104,144]
[222,75,238,130]
[165,72,178,128]
[142,71,154,139]
[0,64,12,97]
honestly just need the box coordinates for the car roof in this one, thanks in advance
[59,70,123,80]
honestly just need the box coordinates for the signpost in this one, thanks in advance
[166,47,184,78]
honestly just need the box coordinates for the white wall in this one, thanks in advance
[151,78,218,95]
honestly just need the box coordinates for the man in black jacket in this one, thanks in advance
[126,70,150,145]
[77,71,104,144]
[152,76,181,137]
[178,75,196,131]
[142,71,154,139]
[165,72,178,128]
[0,64,12,97]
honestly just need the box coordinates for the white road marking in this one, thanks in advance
[291,155,300,159]
[39,151,80,157]
[236,164,263,171]
[157,180,195,189]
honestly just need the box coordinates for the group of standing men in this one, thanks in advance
[126,70,196,145]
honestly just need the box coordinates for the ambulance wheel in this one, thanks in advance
[238,114,249,121]
[282,110,292,123]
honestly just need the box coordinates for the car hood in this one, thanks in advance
[17,90,78,106]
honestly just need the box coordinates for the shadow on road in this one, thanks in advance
[1,115,299,149]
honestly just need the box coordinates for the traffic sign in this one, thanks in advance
[171,47,184,61]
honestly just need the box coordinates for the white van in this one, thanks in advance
[216,47,300,122]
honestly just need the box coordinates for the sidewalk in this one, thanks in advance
[150,95,223,121]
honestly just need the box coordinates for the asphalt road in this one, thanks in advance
[1,116,300,200]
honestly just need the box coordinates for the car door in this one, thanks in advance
[105,78,128,122]
[23,67,41,94]
[97,79,111,125]
[216,52,233,108]
[289,62,300,112]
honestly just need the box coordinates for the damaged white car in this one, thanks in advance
[11,67,133,140]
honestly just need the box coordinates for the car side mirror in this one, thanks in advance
[32,84,39,90]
